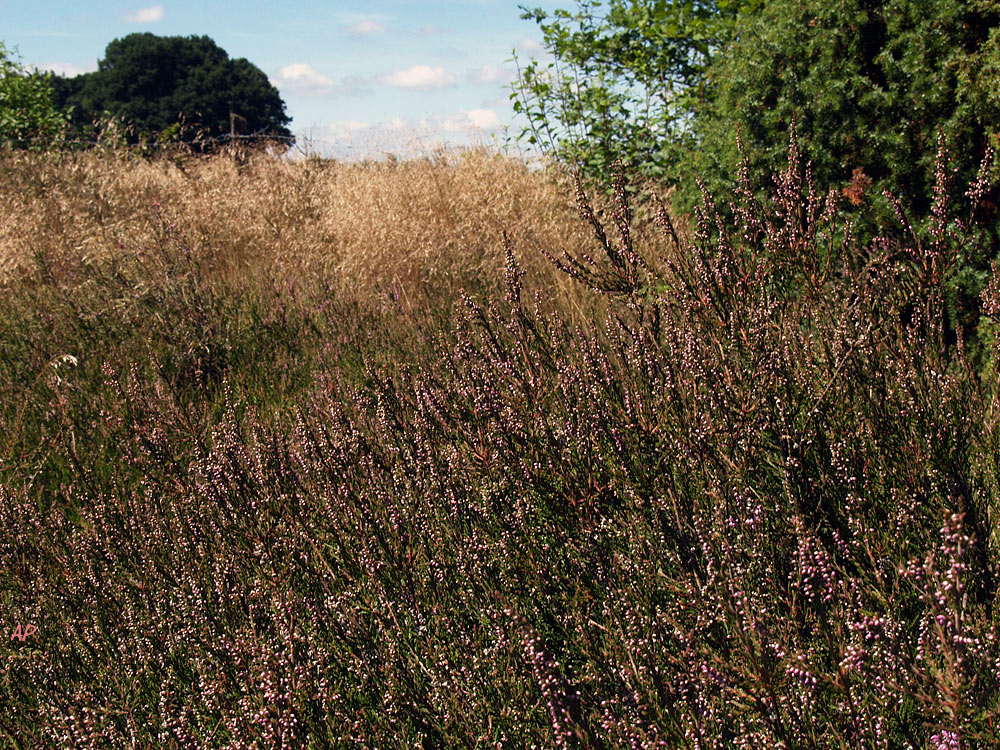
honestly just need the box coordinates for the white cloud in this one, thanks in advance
[122,4,164,23]
[517,36,546,55]
[418,25,446,36]
[483,95,515,110]
[34,60,98,77]
[272,64,333,95]
[433,109,501,133]
[468,64,514,84]
[465,109,502,130]
[378,65,455,91]
[270,64,367,97]
[347,20,386,35]
[297,110,505,159]
[296,120,403,158]
[317,120,372,140]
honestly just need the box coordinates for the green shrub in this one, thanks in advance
[686,0,1000,214]
[515,0,1000,213]
[517,0,1000,355]
[686,0,1000,353]
[0,42,68,149]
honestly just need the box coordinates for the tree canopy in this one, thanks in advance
[512,1,762,181]
[52,33,291,144]
[514,0,1000,211]
[689,0,1000,214]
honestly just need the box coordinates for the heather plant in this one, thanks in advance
[1,136,999,748]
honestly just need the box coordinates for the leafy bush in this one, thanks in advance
[515,0,1000,213]
[687,0,1000,213]
[517,0,1000,364]
[0,42,68,149]
[512,0,761,181]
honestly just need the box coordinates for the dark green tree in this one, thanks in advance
[687,0,1000,213]
[515,0,1000,211]
[516,0,1000,349]
[53,33,291,144]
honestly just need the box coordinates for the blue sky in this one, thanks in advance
[3,1,561,156]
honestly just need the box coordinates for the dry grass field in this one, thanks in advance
[0,146,644,303]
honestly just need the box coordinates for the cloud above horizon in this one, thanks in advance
[441,108,501,131]
[34,60,98,77]
[300,108,503,157]
[122,4,164,23]
[517,36,545,55]
[347,20,386,35]
[468,64,514,84]
[379,65,455,91]
[271,63,368,97]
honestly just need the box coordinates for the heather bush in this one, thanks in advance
[1,138,999,748]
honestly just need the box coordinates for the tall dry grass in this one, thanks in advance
[0,146,654,308]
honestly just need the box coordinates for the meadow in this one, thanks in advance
[1,140,998,748]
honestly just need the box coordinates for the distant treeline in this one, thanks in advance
[1,33,291,147]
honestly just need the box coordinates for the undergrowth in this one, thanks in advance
[0,139,998,748]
